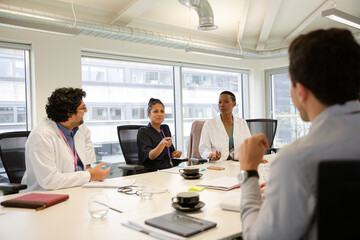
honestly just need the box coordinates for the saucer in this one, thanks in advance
[172,201,205,212]
[181,173,203,179]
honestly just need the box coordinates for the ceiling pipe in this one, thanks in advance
[178,0,218,31]
[1,4,359,59]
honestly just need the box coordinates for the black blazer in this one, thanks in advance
[137,123,175,171]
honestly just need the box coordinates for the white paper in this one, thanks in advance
[197,177,240,191]
[157,167,182,174]
[220,191,241,212]
[82,178,136,188]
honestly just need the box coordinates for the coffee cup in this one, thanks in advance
[179,167,200,176]
[172,191,199,208]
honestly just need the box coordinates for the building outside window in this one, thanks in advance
[131,70,144,84]
[0,45,31,181]
[267,69,311,147]
[82,57,175,177]
[181,67,247,156]
[82,54,248,177]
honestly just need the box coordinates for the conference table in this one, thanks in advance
[0,156,274,240]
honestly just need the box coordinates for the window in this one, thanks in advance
[0,107,14,123]
[81,53,248,178]
[82,56,175,178]
[131,107,145,119]
[159,72,172,85]
[110,107,123,120]
[131,70,144,83]
[181,67,247,156]
[0,46,30,133]
[108,68,124,83]
[91,107,108,121]
[266,68,311,147]
[146,71,159,84]
[0,44,31,180]
[90,66,106,82]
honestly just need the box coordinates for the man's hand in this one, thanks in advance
[171,150,182,158]
[239,134,268,170]
[89,162,111,181]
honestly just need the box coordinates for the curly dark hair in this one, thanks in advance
[289,28,360,105]
[46,88,86,122]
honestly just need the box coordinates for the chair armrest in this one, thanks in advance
[0,183,27,191]
[171,158,188,167]
[268,147,279,153]
[118,164,145,171]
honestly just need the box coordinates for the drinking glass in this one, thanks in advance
[88,193,109,219]
[137,179,154,200]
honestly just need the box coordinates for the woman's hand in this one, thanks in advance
[171,150,182,158]
[161,137,172,147]
[209,150,221,161]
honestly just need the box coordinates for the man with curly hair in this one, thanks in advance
[22,87,110,191]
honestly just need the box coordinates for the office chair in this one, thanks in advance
[186,120,208,165]
[117,125,185,174]
[317,160,360,240]
[0,131,30,194]
[246,119,278,154]
[117,125,146,176]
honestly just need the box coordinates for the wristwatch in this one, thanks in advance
[237,170,259,184]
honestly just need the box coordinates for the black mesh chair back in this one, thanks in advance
[117,125,144,165]
[317,160,360,239]
[0,131,30,183]
[246,119,277,152]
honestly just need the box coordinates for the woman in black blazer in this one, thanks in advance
[137,98,182,171]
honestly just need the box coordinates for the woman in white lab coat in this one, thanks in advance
[199,91,251,161]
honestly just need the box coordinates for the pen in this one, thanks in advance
[94,200,123,213]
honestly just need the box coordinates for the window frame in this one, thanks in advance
[0,41,32,132]
[265,67,289,118]
[81,50,250,157]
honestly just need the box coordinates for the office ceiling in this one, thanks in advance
[1,0,359,53]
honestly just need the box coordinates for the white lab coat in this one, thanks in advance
[21,118,96,191]
[199,115,251,161]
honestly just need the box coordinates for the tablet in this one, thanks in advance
[145,212,217,237]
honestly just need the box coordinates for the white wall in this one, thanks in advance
[0,25,289,125]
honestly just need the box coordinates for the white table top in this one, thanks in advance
[0,158,274,240]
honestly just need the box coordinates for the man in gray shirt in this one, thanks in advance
[238,28,360,239]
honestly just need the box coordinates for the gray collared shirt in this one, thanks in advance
[240,100,360,240]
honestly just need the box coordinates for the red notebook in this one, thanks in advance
[1,193,69,210]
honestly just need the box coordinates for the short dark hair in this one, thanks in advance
[220,91,236,102]
[46,87,86,122]
[147,98,164,114]
[289,28,360,105]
